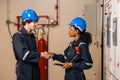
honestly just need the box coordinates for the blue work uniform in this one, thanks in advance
[52,38,93,80]
[12,27,40,80]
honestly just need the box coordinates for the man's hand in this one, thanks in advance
[41,51,50,59]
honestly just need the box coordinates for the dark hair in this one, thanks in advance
[22,20,38,26]
[22,20,32,26]
[74,27,92,46]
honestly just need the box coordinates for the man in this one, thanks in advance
[12,9,48,80]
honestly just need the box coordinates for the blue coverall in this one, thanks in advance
[12,27,40,80]
[52,38,93,80]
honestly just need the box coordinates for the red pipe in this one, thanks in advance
[55,0,59,25]
[16,0,59,30]
[16,16,21,31]
[38,15,49,19]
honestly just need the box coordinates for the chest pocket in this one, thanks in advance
[67,42,86,62]
[18,32,36,51]
[18,32,29,49]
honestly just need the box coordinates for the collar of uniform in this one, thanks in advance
[72,37,83,46]
[20,27,28,34]
[19,27,35,38]
[20,27,34,36]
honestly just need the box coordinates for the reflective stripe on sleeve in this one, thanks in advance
[64,56,67,60]
[85,62,93,66]
[22,51,30,60]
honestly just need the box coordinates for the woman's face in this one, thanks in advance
[68,26,77,37]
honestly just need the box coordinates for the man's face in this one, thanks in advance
[28,21,38,30]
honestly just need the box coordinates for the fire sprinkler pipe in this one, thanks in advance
[38,15,50,26]
[16,0,59,30]
[16,16,21,31]
[101,0,104,79]
[55,0,59,25]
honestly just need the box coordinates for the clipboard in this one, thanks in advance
[53,63,64,67]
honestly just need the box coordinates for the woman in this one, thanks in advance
[12,9,48,80]
[49,17,93,80]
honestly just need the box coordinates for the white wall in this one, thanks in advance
[0,0,96,80]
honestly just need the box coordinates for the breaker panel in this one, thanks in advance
[103,0,120,80]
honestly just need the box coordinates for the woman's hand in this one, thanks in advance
[62,62,73,69]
